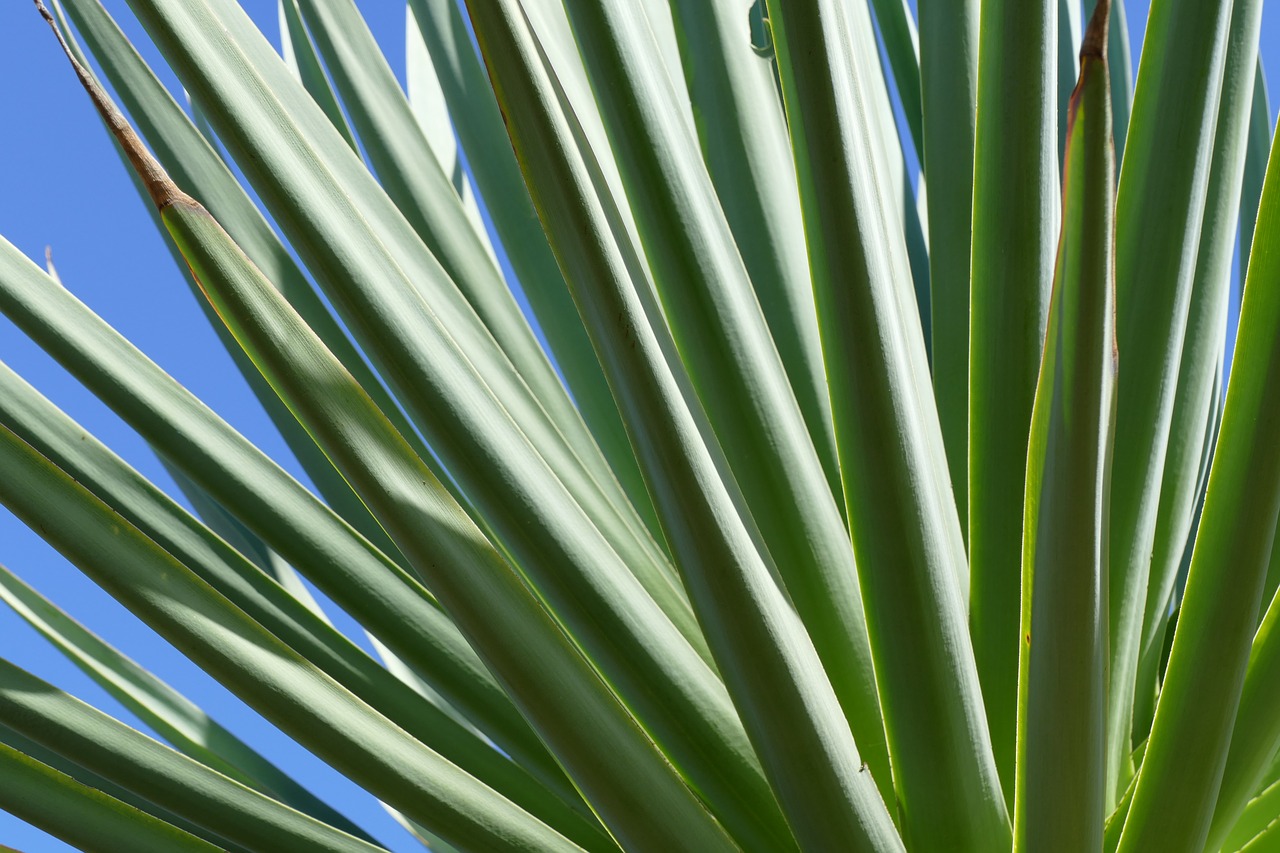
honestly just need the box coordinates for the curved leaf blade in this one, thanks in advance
[1116,102,1280,853]
[164,183,741,853]
[0,561,372,842]
[0,236,547,776]
[918,0,979,549]
[1132,0,1266,748]
[0,659,387,853]
[109,0,700,657]
[403,0,656,535]
[0,740,221,853]
[469,1,910,848]
[1014,8,1116,845]
[764,0,1008,846]
[0,416,579,852]
[968,0,1058,801]
[1105,0,1234,801]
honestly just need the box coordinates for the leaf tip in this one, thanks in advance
[1081,0,1111,62]
[35,0,194,212]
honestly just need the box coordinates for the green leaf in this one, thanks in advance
[1056,0,1082,161]
[1262,522,1280,628]
[0,561,370,842]
[1132,0,1266,751]
[403,0,660,541]
[1103,752,1142,853]
[512,0,651,274]
[290,0,577,453]
[848,0,933,402]
[1132,373,1219,740]
[163,183,741,853]
[402,3,491,256]
[0,237,552,777]
[1115,93,1280,853]
[467,2,910,848]
[1241,62,1273,285]
[0,422,579,852]
[1220,777,1280,853]
[56,0,431,571]
[764,0,1008,847]
[115,16,801,840]
[0,659,387,853]
[0,472,594,847]
[47,28,718,844]
[867,0,923,160]
[1084,0,1134,166]
[665,0,841,499]
[917,0,978,549]
[553,0,894,803]
[491,23,805,849]
[1240,821,1280,851]
[967,0,1058,806]
[109,0,698,654]
[1013,8,1116,846]
[160,465,331,623]
[277,0,358,151]
[1105,0,1234,804]
[0,723,242,851]
[140,3,746,844]
[0,740,221,853]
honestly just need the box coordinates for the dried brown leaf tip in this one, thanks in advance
[34,0,195,211]
[1081,0,1112,62]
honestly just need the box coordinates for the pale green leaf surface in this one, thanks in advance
[0,740,221,853]
[116,0,698,651]
[1132,370,1220,740]
[847,0,934,404]
[1014,13,1115,846]
[403,0,660,540]
[666,0,841,499]
[0,372,595,841]
[0,659,388,853]
[277,0,358,151]
[469,3,904,848]
[0,237,553,777]
[918,0,978,547]
[0,561,372,841]
[765,0,1008,847]
[847,1,935,384]
[495,26,805,846]
[402,3,490,256]
[968,0,1058,807]
[0,722,238,852]
[1105,0,1234,803]
[867,0,923,160]
[555,0,892,803]
[1116,107,1280,853]
[161,465,330,623]
[119,9,779,812]
[1132,0,1265,751]
[0,423,580,853]
[57,0,438,572]
[164,191,738,853]
[291,0,578,444]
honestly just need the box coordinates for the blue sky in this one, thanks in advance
[0,2,1276,850]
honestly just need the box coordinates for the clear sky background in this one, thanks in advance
[0,2,1276,850]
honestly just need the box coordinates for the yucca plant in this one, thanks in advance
[0,0,1276,848]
